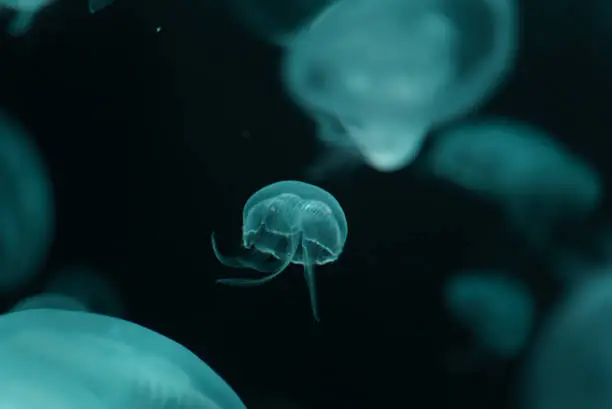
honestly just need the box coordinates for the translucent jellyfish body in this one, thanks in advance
[425,118,602,249]
[521,274,612,409]
[9,293,88,313]
[282,0,517,173]
[0,0,57,35]
[44,265,125,317]
[225,0,333,46]
[212,180,348,321]
[444,271,534,359]
[0,308,247,409]
[0,112,54,292]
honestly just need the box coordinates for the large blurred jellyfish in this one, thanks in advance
[282,0,517,174]
[212,180,348,321]
[521,273,612,409]
[225,0,333,46]
[0,0,60,35]
[0,112,54,292]
[88,0,114,14]
[0,308,247,409]
[445,271,534,360]
[9,292,88,313]
[425,118,602,252]
[43,265,125,317]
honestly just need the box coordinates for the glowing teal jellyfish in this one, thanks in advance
[9,293,88,313]
[521,273,612,409]
[212,180,348,321]
[445,271,534,359]
[425,118,602,250]
[0,0,114,35]
[0,309,247,409]
[282,0,517,174]
[225,0,333,46]
[44,265,125,317]
[0,111,54,292]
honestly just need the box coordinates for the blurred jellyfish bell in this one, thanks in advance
[44,265,125,317]
[0,309,248,409]
[225,0,333,46]
[283,0,517,175]
[0,111,54,292]
[425,118,602,251]
[521,273,612,409]
[445,271,534,363]
[9,292,88,313]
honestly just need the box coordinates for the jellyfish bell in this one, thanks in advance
[283,0,517,172]
[444,271,534,360]
[425,118,602,251]
[0,112,54,292]
[521,273,612,409]
[212,180,348,321]
[9,292,88,313]
[0,0,57,35]
[347,118,430,171]
[44,265,125,317]
[0,309,247,409]
[224,0,333,46]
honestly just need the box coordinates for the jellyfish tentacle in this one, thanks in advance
[215,234,299,287]
[302,242,320,322]
[211,232,253,269]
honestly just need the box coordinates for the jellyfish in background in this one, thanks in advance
[88,0,114,14]
[43,265,126,317]
[0,0,57,35]
[0,0,114,35]
[9,293,88,313]
[444,271,534,361]
[0,308,248,409]
[0,112,54,292]
[424,118,602,252]
[212,180,348,321]
[521,273,612,409]
[225,0,334,46]
[282,0,517,174]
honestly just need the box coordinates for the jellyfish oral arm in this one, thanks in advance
[212,232,297,286]
[302,243,320,322]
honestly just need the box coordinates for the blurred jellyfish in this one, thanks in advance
[0,112,54,292]
[44,265,125,317]
[445,271,534,361]
[0,0,58,35]
[9,292,88,313]
[0,308,247,409]
[212,180,348,321]
[424,118,602,251]
[282,0,517,174]
[88,0,114,14]
[225,0,333,46]
[521,273,612,409]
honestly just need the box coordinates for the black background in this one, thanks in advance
[0,0,610,408]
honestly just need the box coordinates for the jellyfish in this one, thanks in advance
[88,0,114,14]
[212,180,348,321]
[9,292,88,313]
[43,265,126,317]
[225,0,333,46]
[0,0,114,35]
[424,118,602,253]
[520,273,612,409]
[0,308,247,409]
[282,0,517,174]
[444,271,534,360]
[0,111,54,292]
